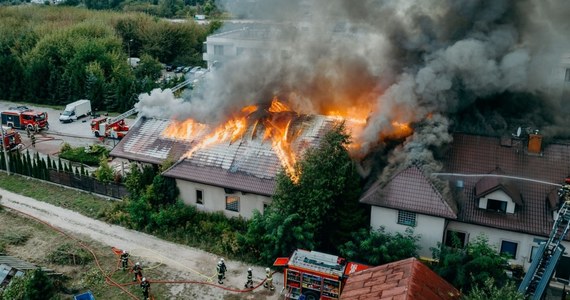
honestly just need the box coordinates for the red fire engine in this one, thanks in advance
[90,108,136,139]
[1,126,22,151]
[273,249,369,300]
[0,109,49,132]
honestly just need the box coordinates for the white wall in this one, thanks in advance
[370,206,445,258]
[478,190,517,213]
[447,221,570,273]
[176,179,272,219]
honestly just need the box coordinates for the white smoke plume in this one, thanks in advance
[139,0,570,180]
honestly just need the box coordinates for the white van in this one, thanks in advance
[59,99,92,123]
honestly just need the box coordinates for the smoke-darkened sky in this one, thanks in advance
[136,0,570,177]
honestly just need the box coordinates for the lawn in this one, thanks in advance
[0,173,115,219]
[0,210,170,299]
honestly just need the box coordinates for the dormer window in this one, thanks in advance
[486,199,507,213]
[475,169,522,214]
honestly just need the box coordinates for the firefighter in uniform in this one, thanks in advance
[120,250,129,271]
[25,126,30,138]
[244,267,254,289]
[219,258,227,279]
[140,277,150,300]
[216,261,224,284]
[132,262,143,282]
[30,134,36,148]
[263,268,274,291]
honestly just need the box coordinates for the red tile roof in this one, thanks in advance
[474,169,522,206]
[443,133,570,237]
[341,257,461,300]
[360,166,457,219]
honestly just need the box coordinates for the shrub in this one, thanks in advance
[60,144,109,166]
[0,230,31,246]
[47,243,93,265]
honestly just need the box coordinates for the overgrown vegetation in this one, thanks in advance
[47,243,93,266]
[0,268,58,300]
[462,278,525,300]
[0,229,31,246]
[0,6,218,112]
[59,143,109,167]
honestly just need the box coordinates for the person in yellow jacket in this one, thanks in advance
[263,268,274,291]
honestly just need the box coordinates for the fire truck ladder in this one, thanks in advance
[518,186,570,300]
[109,108,137,125]
[171,79,192,93]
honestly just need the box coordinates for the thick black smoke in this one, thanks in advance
[137,0,570,181]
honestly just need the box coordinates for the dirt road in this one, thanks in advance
[0,188,283,300]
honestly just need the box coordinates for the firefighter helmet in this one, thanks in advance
[248,268,252,272]
[220,258,224,262]
[136,262,140,266]
[142,277,146,282]
[123,250,127,254]
[265,268,270,273]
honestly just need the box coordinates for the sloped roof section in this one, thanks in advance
[163,115,336,195]
[443,133,570,237]
[110,117,194,165]
[341,257,461,300]
[360,166,457,219]
[475,168,523,206]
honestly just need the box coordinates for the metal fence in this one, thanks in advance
[47,169,129,199]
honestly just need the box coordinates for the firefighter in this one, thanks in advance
[30,134,36,148]
[120,250,129,271]
[219,258,227,279]
[140,277,150,300]
[25,126,30,138]
[132,262,143,282]
[244,267,253,289]
[263,268,274,291]
[216,260,224,284]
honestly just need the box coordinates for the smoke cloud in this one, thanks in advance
[140,0,570,181]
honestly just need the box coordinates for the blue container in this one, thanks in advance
[74,291,95,300]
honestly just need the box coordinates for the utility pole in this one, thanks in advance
[0,126,10,175]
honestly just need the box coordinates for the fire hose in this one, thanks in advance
[1,203,277,298]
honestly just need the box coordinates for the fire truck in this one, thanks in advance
[1,109,49,132]
[273,249,369,300]
[1,126,22,151]
[90,108,136,139]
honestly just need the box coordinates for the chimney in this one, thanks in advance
[528,132,542,154]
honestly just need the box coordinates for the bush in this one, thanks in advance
[47,243,93,266]
[59,144,109,166]
[0,230,31,246]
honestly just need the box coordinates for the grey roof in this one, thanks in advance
[110,117,194,164]
[360,166,457,219]
[163,115,336,195]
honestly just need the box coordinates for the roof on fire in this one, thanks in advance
[111,115,337,196]
[340,257,461,300]
[110,117,195,165]
[163,114,336,196]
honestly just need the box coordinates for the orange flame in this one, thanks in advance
[163,119,208,140]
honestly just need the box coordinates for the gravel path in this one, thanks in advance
[0,188,283,299]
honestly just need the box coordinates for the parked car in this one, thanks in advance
[8,106,29,111]
[182,66,192,73]
[188,66,202,74]
[165,65,174,72]
[174,66,185,73]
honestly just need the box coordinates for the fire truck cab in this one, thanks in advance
[274,249,369,300]
[0,109,49,132]
[90,117,129,139]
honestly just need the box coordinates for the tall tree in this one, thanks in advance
[241,123,367,263]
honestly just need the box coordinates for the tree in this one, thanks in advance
[1,268,57,300]
[241,124,367,262]
[94,156,114,182]
[147,175,179,208]
[431,234,509,293]
[339,227,420,266]
[463,278,524,300]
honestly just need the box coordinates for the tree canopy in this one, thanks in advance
[241,123,368,264]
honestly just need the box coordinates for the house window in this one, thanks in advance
[565,68,570,82]
[500,240,518,259]
[196,189,203,205]
[225,196,240,212]
[214,45,224,56]
[445,230,467,248]
[397,210,416,226]
[487,199,507,213]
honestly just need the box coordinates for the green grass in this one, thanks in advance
[0,173,115,219]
